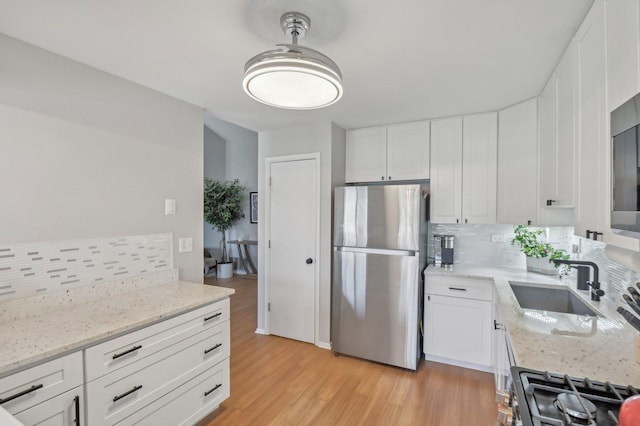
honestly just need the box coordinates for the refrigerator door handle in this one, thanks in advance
[334,246,418,257]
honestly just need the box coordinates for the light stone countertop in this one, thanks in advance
[426,263,640,386]
[0,281,234,378]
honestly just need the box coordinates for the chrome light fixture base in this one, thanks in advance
[243,11,343,110]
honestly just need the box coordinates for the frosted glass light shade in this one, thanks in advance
[243,45,343,110]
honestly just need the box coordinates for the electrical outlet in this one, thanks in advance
[178,237,193,253]
[491,233,505,243]
[165,199,176,215]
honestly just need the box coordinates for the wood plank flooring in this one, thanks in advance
[198,275,497,426]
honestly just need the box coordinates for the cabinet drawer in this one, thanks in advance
[85,298,229,381]
[86,322,229,425]
[425,275,493,301]
[1,352,83,415]
[115,358,230,426]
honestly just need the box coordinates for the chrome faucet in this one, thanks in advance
[553,260,604,301]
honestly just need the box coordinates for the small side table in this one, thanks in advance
[227,240,258,274]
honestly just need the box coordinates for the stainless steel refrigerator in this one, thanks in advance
[332,183,428,370]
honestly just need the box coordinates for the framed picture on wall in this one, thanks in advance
[250,192,258,223]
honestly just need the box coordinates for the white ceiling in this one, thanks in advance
[0,0,593,132]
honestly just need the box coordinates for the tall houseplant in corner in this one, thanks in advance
[204,178,245,278]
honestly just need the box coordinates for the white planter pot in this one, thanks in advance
[526,256,558,275]
[217,262,233,279]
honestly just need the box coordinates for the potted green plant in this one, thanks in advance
[204,178,245,278]
[511,225,570,275]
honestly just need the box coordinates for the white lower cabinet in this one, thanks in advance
[424,275,493,370]
[13,387,84,426]
[0,351,84,425]
[85,300,231,425]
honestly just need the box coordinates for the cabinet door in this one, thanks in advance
[555,48,576,207]
[345,127,387,183]
[462,112,497,224]
[14,387,83,426]
[497,99,538,225]
[430,117,463,223]
[493,303,510,394]
[606,0,640,110]
[575,0,606,239]
[424,294,492,367]
[386,121,430,181]
[540,78,558,207]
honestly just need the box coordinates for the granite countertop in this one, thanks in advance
[0,281,234,378]
[426,263,640,386]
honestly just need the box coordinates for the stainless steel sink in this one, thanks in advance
[509,281,599,317]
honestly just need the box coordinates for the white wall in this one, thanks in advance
[204,115,259,267]
[0,34,205,282]
[203,125,226,255]
[257,121,345,348]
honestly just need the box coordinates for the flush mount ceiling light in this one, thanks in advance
[242,11,343,110]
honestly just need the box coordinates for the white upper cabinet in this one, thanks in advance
[345,126,387,183]
[497,98,538,226]
[462,112,498,224]
[540,45,575,209]
[386,121,430,181]
[575,0,607,241]
[430,117,463,223]
[345,121,430,183]
[606,0,640,110]
[430,114,497,224]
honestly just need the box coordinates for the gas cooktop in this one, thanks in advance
[512,367,639,426]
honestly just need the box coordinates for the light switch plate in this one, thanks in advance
[178,237,193,253]
[165,199,176,215]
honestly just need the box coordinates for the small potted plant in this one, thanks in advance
[204,178,245,278]
[511,225,569,275]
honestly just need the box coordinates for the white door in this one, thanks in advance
[266,155,318,344]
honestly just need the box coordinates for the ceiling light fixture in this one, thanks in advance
[242,11,343,110]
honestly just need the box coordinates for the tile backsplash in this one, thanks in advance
[0,233,172,302]
[429,223,640,297]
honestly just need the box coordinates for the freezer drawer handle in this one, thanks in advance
[448,287,467,292]
[204,343,223,354]
[0,383,43,404]
[112,345,142,360]
[113,385,142,402]
[204,383,222,397]
[204,312,222,322]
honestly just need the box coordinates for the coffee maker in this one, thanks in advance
[433,234,454,268]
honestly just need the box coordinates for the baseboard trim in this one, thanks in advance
[316,341,332,350]
[255,328,268,335]
[424,354,494,374]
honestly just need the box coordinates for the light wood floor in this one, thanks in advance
[198,275,497,426]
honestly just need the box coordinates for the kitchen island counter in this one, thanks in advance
[426,264,640,386]
[0,278,234,378]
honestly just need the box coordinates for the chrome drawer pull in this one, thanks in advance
[204,312,222,322]
[204,383,222,397]
[0,383,43,404]
[112,345,142,360]
[448,287,467,292]
[204,343,223,355]
[113,385,142,402]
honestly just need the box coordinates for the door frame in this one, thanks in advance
[264,153,321,345]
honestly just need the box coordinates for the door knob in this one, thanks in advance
[306,258,313,264]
